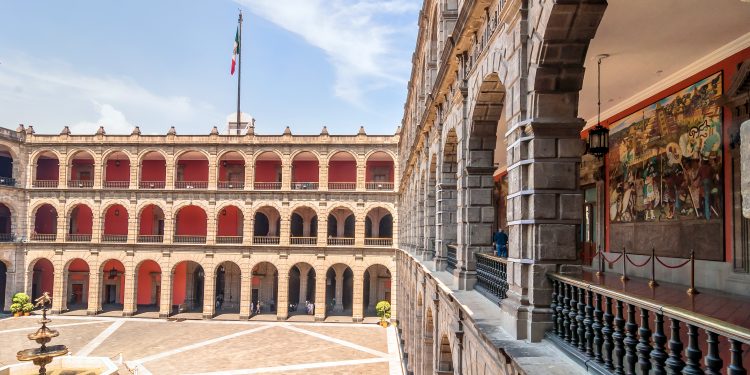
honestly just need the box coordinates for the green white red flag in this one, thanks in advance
[231,27,240,75]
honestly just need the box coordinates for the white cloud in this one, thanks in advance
[237,0,419,106]
[70,102,134,135]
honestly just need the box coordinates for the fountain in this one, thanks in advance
[15,293,69,375]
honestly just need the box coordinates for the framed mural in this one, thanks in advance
[607,72,724,260]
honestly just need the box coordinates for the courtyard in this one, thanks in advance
[0,315,403,375]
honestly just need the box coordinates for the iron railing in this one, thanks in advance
[290,236,317,245]
[137,235,163,243]
[475,253,508,301]
[328,182,356,190]
[216,236,243,244]
[66,234,92,242]
[446,244,458,272]
[139,181,166,189]
[365,238,393,247]
[173,235,206,244]
[253,236,280,245]
[0,233,13,242]
[218,181,244,189]
[104,181,129,189]
[292,182,319,190]
[102,234,127,243]
[0,177,16,186]
[254,182,281,190]
[31,233,56,241]
[327,237,354,246]
[32,180,59,188]
[366,182,394,191]
[68,180,94,188]
[548,273,750,375]
[175,181,208,189]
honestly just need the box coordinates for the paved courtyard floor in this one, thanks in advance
[0,315,404,375]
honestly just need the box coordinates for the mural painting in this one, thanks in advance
[607,72,723,259]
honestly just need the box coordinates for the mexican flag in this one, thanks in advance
[231,27,240,75]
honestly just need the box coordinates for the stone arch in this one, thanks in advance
[99,258,126,311]
[101,202,129,241]
[134,259,162,313]
[31,149,61,186]
[363,263,392,317]
[216,204,244,243]
[173,204,208,241]
[287,262,316,315]
[436,127,459,265]
[171,260,205,313]
[137,148,169,162]
[437,333,454,372]
[28,257,54,301]
[63,257,91,311]
[424,154,438,258]
[325,149,358,165]
[102,149,133,187]
[217,150,247,188]
[173,148,211,162]
[423,307,436,373]
[251,261,279,314]
[290,205,318,239]
[253,151,283,187]
[327,206,356,239]
[325,263,354,316]
[214,261,242,313]
[66,202,94,241]
[253,205,281,238]
[364,206,394,239]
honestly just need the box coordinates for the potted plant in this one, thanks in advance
[376,300,391,328]
[11,292,31,317]
[23,302,35,316]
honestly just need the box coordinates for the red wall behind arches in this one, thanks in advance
[175,206,207,236]
[34,205,57,234]
[292,161,319,182]
[255,160,281,182]
[141,160,166,182]
[36,158,59,180]
[33,259,54,296]
[136,261,161,305]
[328,161,357,182]
[172,262,187,305]
[71,206,93,234]
[104,206,128,235]
[366,160,394,182]
[105,159,130,181]
[177,160,208,181]
[217,207,242,236]
[219,160,245,181]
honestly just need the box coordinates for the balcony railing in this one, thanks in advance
[365,238,393,247]
[292,182,319,190]
[290,236,317,245]
[68,180,94,188]
[0,177,16,187]
[31,233,56,241]
[216,236,243,244]
[32,180,59,188]
[328,182,356,190]
[173,235,206,244]
[175,181,208,189]
[66,234,92,242]
[218,181,244,189]
[327,237,354,246]
[137,235,163,243]
[0,233,13,242]
[548,273,750,375]
[446,244,458,272]
[253,236,280,245]
[366,182,394,191]
[104,181,129,189]
[475,253,508,301]
[102,234,127,243]
[254,182,281,190]
[139,181,166,189]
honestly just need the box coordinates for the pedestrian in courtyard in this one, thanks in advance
[494,228,508,257]
[250,301,254,316]
[256,301,262,314]
[309,302,315,315]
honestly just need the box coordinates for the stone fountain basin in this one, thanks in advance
[0,356,117,375]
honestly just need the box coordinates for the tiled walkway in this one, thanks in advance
[0,316,404,375]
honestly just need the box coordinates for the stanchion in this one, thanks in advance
[648,248,658,288]
[596,245,603,277]
[687,250,699,295]
[620,246,628,281]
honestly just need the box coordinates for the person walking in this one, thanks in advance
[256,301,262,315]
[250,301,254,316]
[493,228,508,257]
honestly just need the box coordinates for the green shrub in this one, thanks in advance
[10,302,22,313]
[376,300,391,322]
[22,303,34,313]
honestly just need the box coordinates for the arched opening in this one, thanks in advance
[175,151,209,189]
[218,151,246,189]
[363,264,391,317]
[174,205,207,243]
[325,264,353,316]
[100,259,125,312]
[251,262,278,317]
[365,207,393,247]
[424,308,435,374]
[67,204,93,242]
[0,261,6,311]
[103,151,131,188]
[365,151,394,190]
[425,156,438,258]
[33,151,59,188]
[102,204,128,243]
[138,204,165,243]
[438,334,454,373]
[214,261,241,315]
[135,260,161,315]
[253,151,282,190]
[171,260,204,314]
[65,258,90,312]
[287,263,316,316]
[30,258,54,301]
[32,204,58,241]
[0,145,15,186]
[217,205,244,244]
[139,151,166,189]
[290,206,318,245]
[0,203,12,241]
[327,151,357,190]
[291,151,319,190]
[326,207,355,246]
[253,206,280,245]
[68,150,95,188]
[439,128,459,270]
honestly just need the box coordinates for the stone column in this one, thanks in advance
[334,267,344,312]
[279,209,290,246]
[352,269,364,322]
[244,162,254,191]
[93,161,102,189]
[87,268,100,315]
[122,267,137,317]
[159,266,173,317]
[207,155,217,190]
[298,266,310,308]
[202,268,216,319]
[206,206,216,246]
[317,215,327,246]
[434,182,457,270]
[130,160,138,189]
[165,156,175,190]
[314,268,326,321]
[367,271,378,310]
[59,160,68,189]
[239,264,251,320]
[276,271,289,320]
[356,164,366,191]
[354,215,365,247]
[51,268,66,314]
[281,161,291,190]
[319,154,329,191]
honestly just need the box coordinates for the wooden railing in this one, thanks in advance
[102,234,127,243]
[175,181,208,189]
[66,234,92,242]
[137,235,163,243]
[31,233,56,241]
[254,182,281,190]
[327,237,354,246]
[475,253,508,301]
[328,182,356,190]
[548,273,750,375]
[68,180,94,188]
[446,244,458,272]
[104,181,129,189]
[253,236,280,245]
[218,181,244,189]
[290,236,317,245]
[365,238,393,247]
[139,181,166,189]
[0,177,16,187]
[32,180,59,188]
[216,236,243,244]
[366,182,394,191]
[292,182,319,190]
[173,235,206,244]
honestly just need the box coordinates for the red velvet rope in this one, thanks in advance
[600,252,623,265]
[625,254,652,268]
[655,256,691,269]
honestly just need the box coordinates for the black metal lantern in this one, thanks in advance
[108,267,118,279]
[588,124,609,158]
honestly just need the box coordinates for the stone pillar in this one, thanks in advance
[242,209,253,245]
[239,265,251,320]
[51,268,65,314]
[206,206,216,246]
[334,267,344,312]
[319,155,329,191]
[356,164,366,191]
[352,269,364,322]
[130,160,138,188]
[367,270,378,310]
[122,267,137,317]
[202,268,215,319]
[317,215,327,246]
[279,209,290,246]
[207,155,217,190]
[159,266,173,317]
[281,161,291,190]
[314,268,326,321]
[165,156,175,190]
[354,215,365,247]
[298,266,310,307]
[434,182,457,270]
[87,268,100,315]
[244,161,254,191]
[276,271,289,320]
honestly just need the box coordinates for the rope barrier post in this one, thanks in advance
[648,247,658,288]
[687,249,699,295]
[620,246,628,282]
[596,245,603,277]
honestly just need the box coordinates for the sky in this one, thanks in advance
[0,0,420,136]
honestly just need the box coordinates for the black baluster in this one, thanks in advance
[602,296,614,370]
[584,289,594,358]
[704,331,723,375]
[683,324,703,374]
[569,285,579,348]
[562,284,571,343]
[623,304,638,374]
[665,318,686,374]
[593,293,604,363]
[576,288,586,353]
[551,280,558,336]
[556,281,565,340]
[651,312,667,375]
[728,339,746,375]
[612,300,626,375]
[636,308,652,374]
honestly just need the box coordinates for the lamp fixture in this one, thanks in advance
[587,54,610,159]
[114,209,120,216]
[114,160,121,167]
[108,267,118,279]
[222,160,228,167]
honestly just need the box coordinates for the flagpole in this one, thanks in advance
[236,10,243,135]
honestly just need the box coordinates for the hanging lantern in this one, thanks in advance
[587,124,609,158]
[108,267,118,279]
